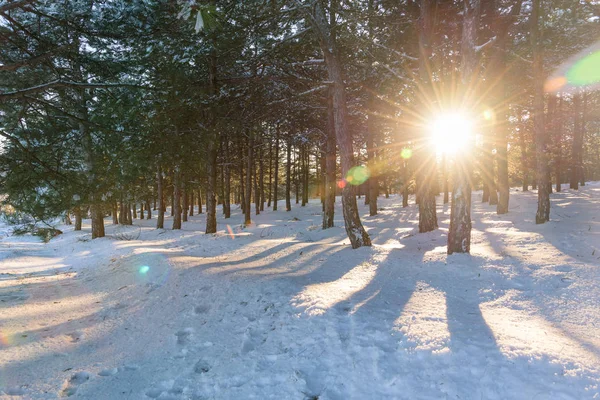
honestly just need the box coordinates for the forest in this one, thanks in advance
[0,0,598,251]
[1,0,600,399]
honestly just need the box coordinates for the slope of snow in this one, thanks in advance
[1,183,599,399]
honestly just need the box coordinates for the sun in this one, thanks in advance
[428,112,474,154]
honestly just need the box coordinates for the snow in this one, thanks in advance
[1,183,600,399]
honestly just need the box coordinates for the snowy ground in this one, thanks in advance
[1,183,600,399]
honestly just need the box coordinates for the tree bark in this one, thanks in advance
[308,2,371,248]
[182,176,188,223]
[448,0,478,254]
[323,88,336,229]
[532,0,550,224]
[245,133,253,225]
[286,138,292,212]
[223,136,231,218]
[173,167,182,230]
[74,206,82,231]
[273,126,280,211]
[571,93,584,190]
[417,0,437,234]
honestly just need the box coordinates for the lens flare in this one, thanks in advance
[483,109,494,121]
[226,224,235,239]
[337,180,347,189]
[139,265,150,274]
[0,330,12,346]
[401,148,413,159]
[346,166,370,186]
[566,51,600,86]
[546,42,600,93]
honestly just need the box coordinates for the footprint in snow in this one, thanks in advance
[66,331,85,343]
[60,371,91,397]
[194,304,210,314]
[98,368,118,377]
[174,328,194,345]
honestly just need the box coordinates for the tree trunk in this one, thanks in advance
[223,136,231,218]
[519,121,529,191]
[286,138,292,212]
[245,132,253,225]
[555,95,563,192]
[259,139,265,211]
[112,202,118,224]
[198,188,203,214]
[74,206,82,231]
[532,0,550,224]
[182,176,188,223]
[309,1,371,248]
[571,93,584,189]
[448,0,478,253]
[442,154,449,204]
[173,167,182,230]
[273,126,280,211]
[366,104,378,216]
[268,135,273,208]
[126,203,132,225]
[323,88,336,229]
[417,0,437,234]
[146,199,151,220]
[189,190,194,216]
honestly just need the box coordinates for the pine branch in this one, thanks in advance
[0,80,152,102]
[0,0,35,14]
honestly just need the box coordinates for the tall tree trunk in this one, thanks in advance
[286,138,292,212]
[571,93,584,189]
[519,120,529,191]
[309,1,371,248]
[223,136,231,218]
[532,0,550,224]
[259,139,265,211]
[581,92,587,186]
[402,158,409,208]
[268,136,273,208]
[126,203,132,225]
[302,145,309,206]
[323,88,336,229]
[555,95,563,192]
[239,138,246,214]
[173,167,182,230]
[417,0,437,234]
[74,206,82,231]
[245,132,253,225]
[205,38,219,234]
[366,102,378,216]
[254,142,260,216]
[492,0,521,215]
[442,154,449,204]
[189,191,194,216]
[448,0,478,254]
[273,126,280,211]
[146,199,151,220]
[182,176,188,223]
[198,188,203,214]
[112,202,118,224]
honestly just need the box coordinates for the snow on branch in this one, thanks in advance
[475,36,497,53]
[0,0,36,14]
[0,80,152,102]
[267,84,329,106]
[371,41,418,62]
[290,59,325,66]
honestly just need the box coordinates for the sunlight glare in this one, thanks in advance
[429,112,473,154]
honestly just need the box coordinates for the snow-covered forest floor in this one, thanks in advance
[1,184,600,400]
